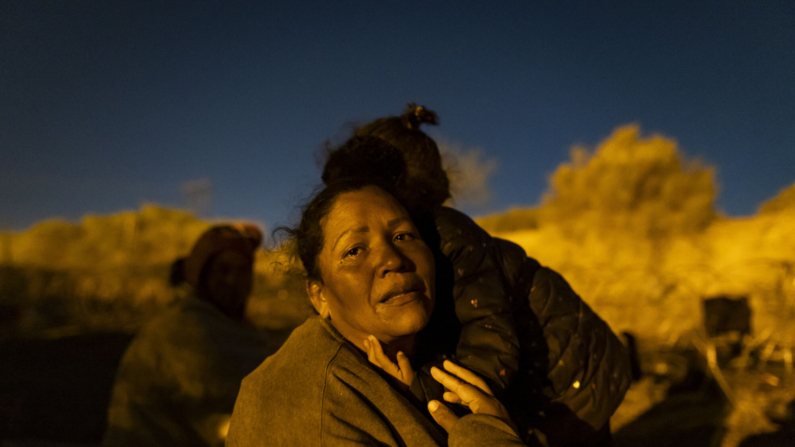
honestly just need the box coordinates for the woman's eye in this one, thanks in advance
[344,247,362,258]
[394,232,416,242]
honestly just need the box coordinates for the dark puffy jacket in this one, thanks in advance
[413,207,631,447]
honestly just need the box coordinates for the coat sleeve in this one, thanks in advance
[527,267,632,442]
[434,207,521,395]
[449,414,527,447]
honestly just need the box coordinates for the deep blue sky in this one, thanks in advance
[2,1,793,232]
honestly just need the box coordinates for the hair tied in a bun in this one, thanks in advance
[402,103,438,130]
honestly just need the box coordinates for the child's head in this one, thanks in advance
[322,135,407,188]
[353,104,451,210]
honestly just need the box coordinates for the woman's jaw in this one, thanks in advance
[317,274,434,355]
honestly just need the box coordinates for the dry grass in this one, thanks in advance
[611,332,795,447]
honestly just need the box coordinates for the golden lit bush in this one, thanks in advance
[4,126,793,343]
[8,205,210,270]
[540,125,718,239]
[476,207,539,233]
[487,125,794,345]
[758,180,795,215]
[0,205,310,334]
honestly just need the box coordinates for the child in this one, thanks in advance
[321,106,632,446]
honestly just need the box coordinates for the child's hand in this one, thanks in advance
[363,335,414,390]
[428,360,514,434]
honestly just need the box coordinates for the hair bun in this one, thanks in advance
[402,103,438,130]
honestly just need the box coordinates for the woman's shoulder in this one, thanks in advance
[237,315,414,403]
[228,317,421,445]
[240,317,351,390]
[127,297,267,356]
[132,297,214,338]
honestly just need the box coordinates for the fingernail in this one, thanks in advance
[363,339,369,348]
[428,400,439,412]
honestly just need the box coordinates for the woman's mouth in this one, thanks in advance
[378,283,426,305]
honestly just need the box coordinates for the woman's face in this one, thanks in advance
[308,185,435,346]
[204,249,253,318]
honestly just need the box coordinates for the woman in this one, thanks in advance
[103,225,272,447]
[225,180,525,446]
[323,106,632,446]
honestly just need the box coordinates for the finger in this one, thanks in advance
[430,366,474,402]
[364,338,381,368]
[442,391,463,405]
[396,351,412,379]
[428,400,458,433]
[369,336,398,375]
[431,367,509,419]
[431,366,493,407]
[443,360,494,396]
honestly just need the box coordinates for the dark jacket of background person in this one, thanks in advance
[226,315,525,447]
[102,296,271,447]
[421,206,633,446]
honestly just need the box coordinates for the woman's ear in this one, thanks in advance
[306,280,330,319]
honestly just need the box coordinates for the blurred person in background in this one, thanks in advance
[102,224,272,447]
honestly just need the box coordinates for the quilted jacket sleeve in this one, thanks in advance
[433,207,521,395]
[525,267,632,444]
[421,207,631,447]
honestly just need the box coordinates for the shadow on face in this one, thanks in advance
[203,250,253,319]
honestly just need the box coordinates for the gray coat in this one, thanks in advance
[103,297,271,447]
[226,316,525,446]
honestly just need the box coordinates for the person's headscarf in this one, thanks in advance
[182,224,262,290]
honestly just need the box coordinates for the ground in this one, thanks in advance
[1,330,794,446]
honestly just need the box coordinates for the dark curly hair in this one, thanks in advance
[350,104,450,211]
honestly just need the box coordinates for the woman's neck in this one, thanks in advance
[380,335,417,361]
[327,317,416,363]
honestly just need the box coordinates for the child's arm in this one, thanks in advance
[433,207,632,444]
[434,206,521,396]
[525,267,632,442]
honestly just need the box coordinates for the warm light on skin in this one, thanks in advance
[307,186,436,356]
[218,415,231,439]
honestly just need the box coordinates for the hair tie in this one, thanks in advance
[402,103,439,129]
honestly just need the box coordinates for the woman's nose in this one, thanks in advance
[376,242,407,276]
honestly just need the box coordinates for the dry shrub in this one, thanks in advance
[758,181,795,215]
[540,125,717,240]
[0,205,311,334]
[482,125,795,344]
[439,140,499,208]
